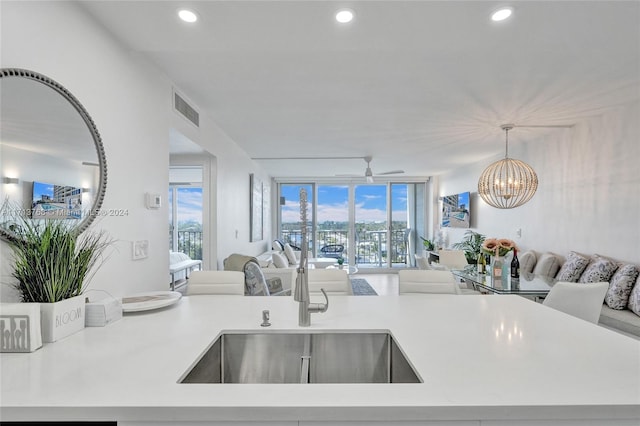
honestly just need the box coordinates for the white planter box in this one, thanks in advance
[40,295,85,343]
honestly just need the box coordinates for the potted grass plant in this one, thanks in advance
[7,215,112,342]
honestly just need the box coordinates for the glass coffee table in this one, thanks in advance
[451,268,555,298]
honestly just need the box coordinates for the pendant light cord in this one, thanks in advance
[504,127,509,159]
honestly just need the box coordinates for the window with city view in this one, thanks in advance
[279,182,425,268]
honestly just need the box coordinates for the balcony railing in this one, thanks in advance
[169,227,408,266]
[170,230,203,260]
[281,229,409,266]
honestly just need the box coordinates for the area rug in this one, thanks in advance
[350,278,378,296]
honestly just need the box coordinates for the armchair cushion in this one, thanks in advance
[244,261,270,296]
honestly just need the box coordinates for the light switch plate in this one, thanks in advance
[132,240,149,260]
[145,193,162,209]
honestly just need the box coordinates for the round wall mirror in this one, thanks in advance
[0,68,107,242]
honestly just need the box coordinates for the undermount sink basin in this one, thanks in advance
[179,330,422,384]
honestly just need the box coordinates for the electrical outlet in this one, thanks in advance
[132,240,149,260]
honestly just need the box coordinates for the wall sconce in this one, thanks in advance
[2,177,19,184]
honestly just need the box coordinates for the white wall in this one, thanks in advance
[186,114,272,268]
[168,91,273,269]
[436,101,640,264]
[0,1,270,301]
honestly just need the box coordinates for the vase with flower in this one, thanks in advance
[481,238,517,289]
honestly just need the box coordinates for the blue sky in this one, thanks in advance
[33,181,54,201]
[170,187,203,223]
[171,184,409,225]
[281,184,408,223]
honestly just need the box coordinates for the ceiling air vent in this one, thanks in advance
[174,92,199,127]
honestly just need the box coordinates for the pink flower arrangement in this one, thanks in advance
[481,238,517,257]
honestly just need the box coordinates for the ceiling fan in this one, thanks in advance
[337,156,404,183]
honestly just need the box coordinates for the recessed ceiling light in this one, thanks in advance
[178,9,198,23]
[491,7,513,22]
[336,9,354,24]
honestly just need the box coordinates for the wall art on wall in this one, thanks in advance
[249,173,263,242]
[442,191,470,228]
[31,180,83,219]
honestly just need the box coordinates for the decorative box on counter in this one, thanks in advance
[85,296,122,327]
[0,303,43,353]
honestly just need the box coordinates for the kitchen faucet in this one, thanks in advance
[293,188,328,327]
[294,258,328,327]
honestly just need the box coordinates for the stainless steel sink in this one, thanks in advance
[179,330,422,384]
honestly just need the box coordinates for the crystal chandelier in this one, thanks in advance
[477,124,538,209]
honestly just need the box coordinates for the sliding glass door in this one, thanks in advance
[316,185,349,260]
[355,185,388,267]
[278,181,426,269]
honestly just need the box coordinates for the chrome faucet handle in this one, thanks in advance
[308,288,329,314]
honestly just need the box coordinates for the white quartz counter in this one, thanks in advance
[1,295,639,424]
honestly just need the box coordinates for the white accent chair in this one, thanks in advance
[306,269,351,295]
[542,281,609,324]
[186,271,245,295]
[398,270,461,295]
[437,250,469,270]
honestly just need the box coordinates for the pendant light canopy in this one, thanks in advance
[477,125,538,209]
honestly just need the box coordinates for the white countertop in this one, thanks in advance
[1,295,639,423]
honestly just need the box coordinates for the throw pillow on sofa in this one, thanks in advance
[579,255,619,283]
[272,252,289,268]
[284,243,298,265]
[533,252,562,277]
[605,264,637,310]
[627,275,640,316]
[606,264,639,309]
[272,240,285,251]
[519,251,537,274]
[555,251,590,282]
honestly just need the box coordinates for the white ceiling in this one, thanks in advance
[79,1,640,179]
